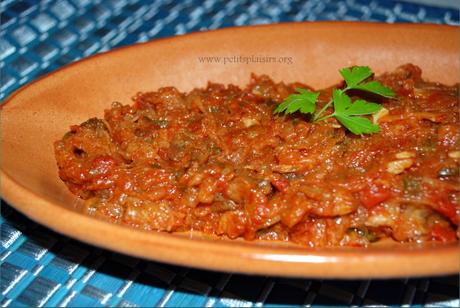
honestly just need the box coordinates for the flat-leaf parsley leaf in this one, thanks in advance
[332,90,381,134]
[353,81,395,98]
[340,66,373,87]
[273,87,319,115]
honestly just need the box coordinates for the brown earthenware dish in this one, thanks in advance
[1,22,458,278]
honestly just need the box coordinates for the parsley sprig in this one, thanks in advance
[273,66,395,134]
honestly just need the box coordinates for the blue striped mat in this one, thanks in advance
[1,0,459,306]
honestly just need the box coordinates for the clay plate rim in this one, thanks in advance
[1,22,459,279]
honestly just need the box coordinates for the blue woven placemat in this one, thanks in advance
[1,1,459,307]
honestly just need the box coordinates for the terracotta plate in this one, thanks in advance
[1,22,458,278]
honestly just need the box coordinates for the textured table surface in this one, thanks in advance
[1,0,459,307]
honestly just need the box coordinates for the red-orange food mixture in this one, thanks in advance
[54,64,459,247]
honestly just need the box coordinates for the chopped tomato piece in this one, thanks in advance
[429,225,457,242]
[271,177,289,192]
[359,184,391,208]
[436,199,459,225]
[90,155,117,176]
[427,189,459,225]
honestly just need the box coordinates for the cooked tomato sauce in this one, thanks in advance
[54,64,459,247]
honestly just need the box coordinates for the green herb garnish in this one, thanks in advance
[273,87,319,114]
[273,66,395,134]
